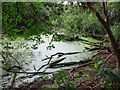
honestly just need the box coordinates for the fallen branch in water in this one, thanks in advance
[38,52,82,71]
[81,41,102,47]
[42,52,82,61]
[42,52,64,61]
[2,51,27,73]
[37,52,64,71]
[48,57,66,68]
[49,58,92,68]
[9,55,21,67]
[0,66,52,75]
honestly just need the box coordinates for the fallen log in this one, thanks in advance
[39,52,82,71]
[48,59,92,68]
[85,46,111,52]
[42,52,82,61]
[82,34,109,42]
[55,33,79,41]
[49,57,66,67]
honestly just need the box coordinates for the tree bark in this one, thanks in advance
[86,1,120,72]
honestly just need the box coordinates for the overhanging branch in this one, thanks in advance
[85,2,105,25]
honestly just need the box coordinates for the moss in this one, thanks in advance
[81,36,102,43]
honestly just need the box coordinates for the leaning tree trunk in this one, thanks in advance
[86,1,120,72]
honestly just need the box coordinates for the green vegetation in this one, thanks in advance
[1,1,120,89]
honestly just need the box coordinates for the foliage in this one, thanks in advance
[60,4,105,36]
[108,2,120,41]
[110,23,120,41]
[92,54,120,88]
[1,41,17,71]
[99,68,120,88]
[2,2,65,50]
[2,2,51,38]
[0,38,34,72]
[88,1,120,89]
[1,2,120,89]
[61,5,84,36]
[81,13,105,35]
[54,70,75,88]
[108,2,120,25]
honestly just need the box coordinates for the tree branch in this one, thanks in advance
[101,53,114,68]
[85,2,105,25]
[86,2,120,72]
[0,66,51,75]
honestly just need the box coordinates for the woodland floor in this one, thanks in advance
[5,50,118,90]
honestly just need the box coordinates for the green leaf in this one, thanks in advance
[100,60,103,63]
[94,63,99,69]
[104,79,110,88]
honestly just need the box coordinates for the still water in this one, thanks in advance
[1,35,95,87]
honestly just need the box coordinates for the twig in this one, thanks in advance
[9,54,27,73]
[6,65,22,71]
[77,62,92,68]
[69,67,92,88]
[0,66,52,75]
[69,67,80,83]
[101,53,114,68]
[92,51,101,57]
[93,82,104,88]
[102,37,107,48]
[9,55,21,67]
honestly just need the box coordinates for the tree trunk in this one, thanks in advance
[86,1,120,72]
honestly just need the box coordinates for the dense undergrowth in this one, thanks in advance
[4,50,119,89]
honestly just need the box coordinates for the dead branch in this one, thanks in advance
[9,54,28,73]
[38,52,82,71]
[37,52,65,71]
[0,66,52,75]
[69,67,92,88]
[9,55,21,67]
[101,53,114,68]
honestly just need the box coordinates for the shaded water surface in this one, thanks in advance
[1,35,95,87]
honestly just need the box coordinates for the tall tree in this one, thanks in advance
[86,1,120,72]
